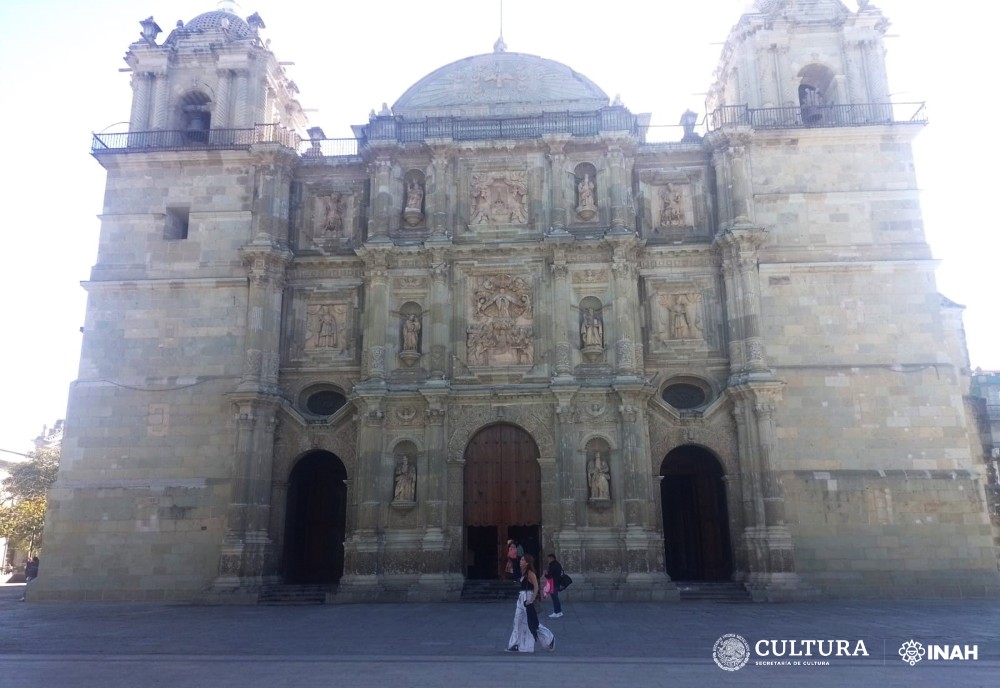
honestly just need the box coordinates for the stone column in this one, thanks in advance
[368,154,394,242]
[715,227,769,377]
[544,137,569,234]
[337,395,385,599]
[358,247,390,382]
[428,253,449,379]
[427,145,451,236]
[129,72,152,131]
[237,238,292,394]
[214,69,232,129]
[233,69,250,128]
[610,239,642,376]
[151,71,169,130]
[762,46,781,108]
[844,40,866,104]
[550,257,572,376]
[606,145,628,232]
[707,129,756,228]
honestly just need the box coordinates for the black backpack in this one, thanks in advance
[558,573,572,591]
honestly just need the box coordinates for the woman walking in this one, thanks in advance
[506,554,555,653]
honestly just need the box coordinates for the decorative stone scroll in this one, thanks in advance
[466,274,534,366]
[469,171,528,225]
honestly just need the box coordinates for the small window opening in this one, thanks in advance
[164,206,190,240]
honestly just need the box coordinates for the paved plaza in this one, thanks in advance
[0,584,996,687]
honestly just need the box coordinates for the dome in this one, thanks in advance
[392,52,609,119]
[183,10,253,39]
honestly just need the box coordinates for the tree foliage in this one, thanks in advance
[0,447,59,553]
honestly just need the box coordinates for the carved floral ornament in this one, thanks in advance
[469,171,529,225]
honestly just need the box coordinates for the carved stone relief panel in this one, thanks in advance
[655,183,693,229]
[637,168,708,240]
[466,273,534,367]
[469,171,529,225]
[305,303,353,353]
[305,186,359,250]
[644,279,719,353]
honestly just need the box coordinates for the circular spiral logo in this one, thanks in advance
[713,633,751,671]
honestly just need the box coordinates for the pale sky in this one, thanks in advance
[0,0,996,455]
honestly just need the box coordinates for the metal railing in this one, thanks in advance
[91,123,300,154]
[362,107,641,145]
[709,102,927,131]
[299,137,361,158]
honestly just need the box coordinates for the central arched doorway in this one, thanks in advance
[660,446,733,581]
[283,451,347,584]
[464,423,541,580]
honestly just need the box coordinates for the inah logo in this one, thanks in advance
[899,640,925,666]
[713,633,751,671]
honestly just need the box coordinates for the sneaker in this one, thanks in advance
[548,612,563,618]
[505,646,518,653]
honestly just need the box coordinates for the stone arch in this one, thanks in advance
[797,63,839,122]
[177,89,214,141]
[447,404,555,461]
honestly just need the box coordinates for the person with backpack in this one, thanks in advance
[544,554,564,618]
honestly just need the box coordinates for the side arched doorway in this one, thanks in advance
[660,446,733,581]
[464,423,541,580]
[283,451,347,584]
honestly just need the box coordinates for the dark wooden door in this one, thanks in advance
[464,424,541,579]
[660,447,733,581]
[284,451,347,584]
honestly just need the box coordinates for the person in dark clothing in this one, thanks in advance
[21,556,39,601]
[545,554,564,618]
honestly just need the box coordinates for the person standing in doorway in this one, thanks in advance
[545,554,564,618]
[505,539,518,580]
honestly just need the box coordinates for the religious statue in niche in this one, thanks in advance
[402,177,425,227]
[658,184,687,227]
[401,313,421,352]
[580,308,604,349]
[469,172,529,225]
[666,293,703,340]
[466,274,534,366]
[392,455,417,503]
[305,304,349,352]
[587,452,611,501]
[576,173,597,221]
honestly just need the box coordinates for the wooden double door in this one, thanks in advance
[464,424,541,579]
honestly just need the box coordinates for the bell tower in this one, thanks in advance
[708,0,892,116]
[123,3,306,138]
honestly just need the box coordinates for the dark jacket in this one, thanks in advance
[25,560,39,578]
[546,558,563,582]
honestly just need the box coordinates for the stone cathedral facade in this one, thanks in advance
[35,1,1000,602]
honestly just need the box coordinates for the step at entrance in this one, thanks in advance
[674,581,751,602]
[460,579,521,602]
[258,584,332,605]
